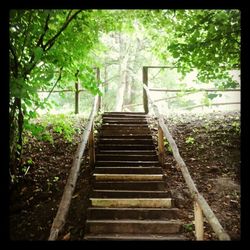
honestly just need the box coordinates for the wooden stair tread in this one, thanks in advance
[84,233,187,241]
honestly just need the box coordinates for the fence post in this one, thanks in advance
[194,201,204,240]
[143,66,149,114]
[89,123,95,168]
[96,67,101,112]
[75,81,79,114]
[158,124,164,166]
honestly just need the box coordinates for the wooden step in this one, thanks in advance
[98,138,153,145]
[100,127,151,135]
[90,190,170,198]
[93,173,162,181]
[93,167,163,174]
[101,133,152,138]
[86,219,181,234]
[93,181,167,190]
[103,112,146,115]
[102,124,148,129]
[95,160,159,167]
[99,135,153,139]
[103,120,148,124]
[96,154,158,161]
[87,207,181,220]
[103,117,147,121]
[84,233,186,241]
[97,150,156,155]
[90,198,172,208]
[98,144,155,150]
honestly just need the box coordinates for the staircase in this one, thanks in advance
[84,112,186,240]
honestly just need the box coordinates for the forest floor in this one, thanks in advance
[9,110,240,241]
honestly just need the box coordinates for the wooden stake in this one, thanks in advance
[89,123,95,168]
[143,67,149,114]
[158,124,164,166]
[194,201,204,240]
[75,81,79,114]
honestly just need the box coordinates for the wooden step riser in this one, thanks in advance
[96,155,158,161]
[101,127,150,131]
[87,207,180,220]
[93,181,167,191]
[97,150,156,155]
[102,125,148,129]
[99,135,153,140]
[93,174,162,181]
[103,121,148,125]
[93,167,163,174]
[101,129,151,134]
[103,118,147,121]
[84,234,186,241]
[97,145,155,150]
[100,130,152,136]
[103,112,146,115]
[90,190,170,198]
[86,220,181,234]
[90,198,172,208]
[95,161,159,167]
[98,139,153,145]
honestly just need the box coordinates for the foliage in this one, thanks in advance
[25,114,76,143]
[232,121,240,134]
[166,10,240,88]
[185,136,195,145]
[164,139,173,153]
[9,9,129,173]
[183,223,194,232]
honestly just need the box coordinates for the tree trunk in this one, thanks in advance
[114,33,128,112]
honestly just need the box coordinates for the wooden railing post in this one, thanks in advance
[89,123,95,168]
[143,66,149,114]
[96,67,101,112]
[75,81,79,114]
[158,124,164,166]
[194,201,204,240]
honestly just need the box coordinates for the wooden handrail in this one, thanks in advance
[143,84,231,241]
[48,95,99,240]
[148,87,240,92]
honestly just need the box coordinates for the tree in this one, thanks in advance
[157,10,240,88]
[9,9,101,176]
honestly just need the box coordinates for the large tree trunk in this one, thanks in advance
[9,97,24,177]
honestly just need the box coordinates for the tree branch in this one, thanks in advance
[34,67,63,112]
[44,10,82,52]
[10,44,19,78]
[20,11,33,62]
[37,12,51,48]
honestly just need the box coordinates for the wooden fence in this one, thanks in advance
[142,66,240,113]
[38,67,101,114]
[143,83,231,240]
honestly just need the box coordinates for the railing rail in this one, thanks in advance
[142,66,240,113]
[48,95,99,240]
[143,83,231,241]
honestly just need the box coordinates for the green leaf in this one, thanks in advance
[33,47,43,61]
